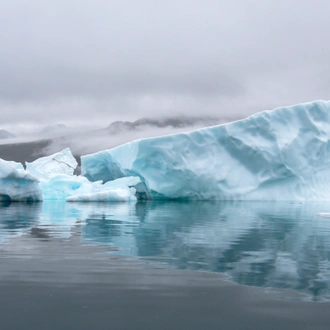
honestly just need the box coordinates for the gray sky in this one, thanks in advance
[1,0,330,133]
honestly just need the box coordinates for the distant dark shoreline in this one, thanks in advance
[0,140,81,165]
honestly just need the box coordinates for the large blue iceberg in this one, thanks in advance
[1,100,329,202]
[81,100,330,201]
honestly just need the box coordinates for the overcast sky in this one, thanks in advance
[1,0,330,133]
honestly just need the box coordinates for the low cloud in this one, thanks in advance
[42,116,239,157]
[0,0,329,131]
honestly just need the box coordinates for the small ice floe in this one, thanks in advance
[317,213,330,218]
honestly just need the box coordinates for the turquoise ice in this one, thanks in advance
[82,100,330,201]
[0,159,41,201]
[1,100,330,201]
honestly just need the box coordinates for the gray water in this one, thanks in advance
[1,200,330,301]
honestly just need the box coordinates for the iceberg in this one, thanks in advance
[81,100,330,201]
[0,148,142,202]
[42,175,141,202]
[2,100,330,202]
[0,159,42,201]
[66,189,135,202]
[31,149,143,201]
[66,176,146,202]
[5,160,24,171]
[318,213,330,218]
[26,148,78,180]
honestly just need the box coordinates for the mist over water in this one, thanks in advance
[2,200,330,301]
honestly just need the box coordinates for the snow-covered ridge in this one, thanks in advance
[1,100,330,202]
[82,100,330,201]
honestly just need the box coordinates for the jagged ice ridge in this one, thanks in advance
[1,100,330,202]
[82,100,330,201]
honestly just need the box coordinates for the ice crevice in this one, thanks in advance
[52,158,77,172]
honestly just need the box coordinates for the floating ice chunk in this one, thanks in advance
[26,148,78,180]
[0,147,145,202]
[103,176,141,189]
[317,213,330,218]
[81,100,330,201]
[40,175,94,200]
[66,188,137,202]
[0,159,42,201]
[102,176,151,200]
[66,176,142,202]
[40,174,142,202]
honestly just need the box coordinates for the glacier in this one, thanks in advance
[81,100,330,201]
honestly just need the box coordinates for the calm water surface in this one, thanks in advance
[1,200,330,301]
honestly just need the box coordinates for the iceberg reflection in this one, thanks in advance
[1,200,330,300]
